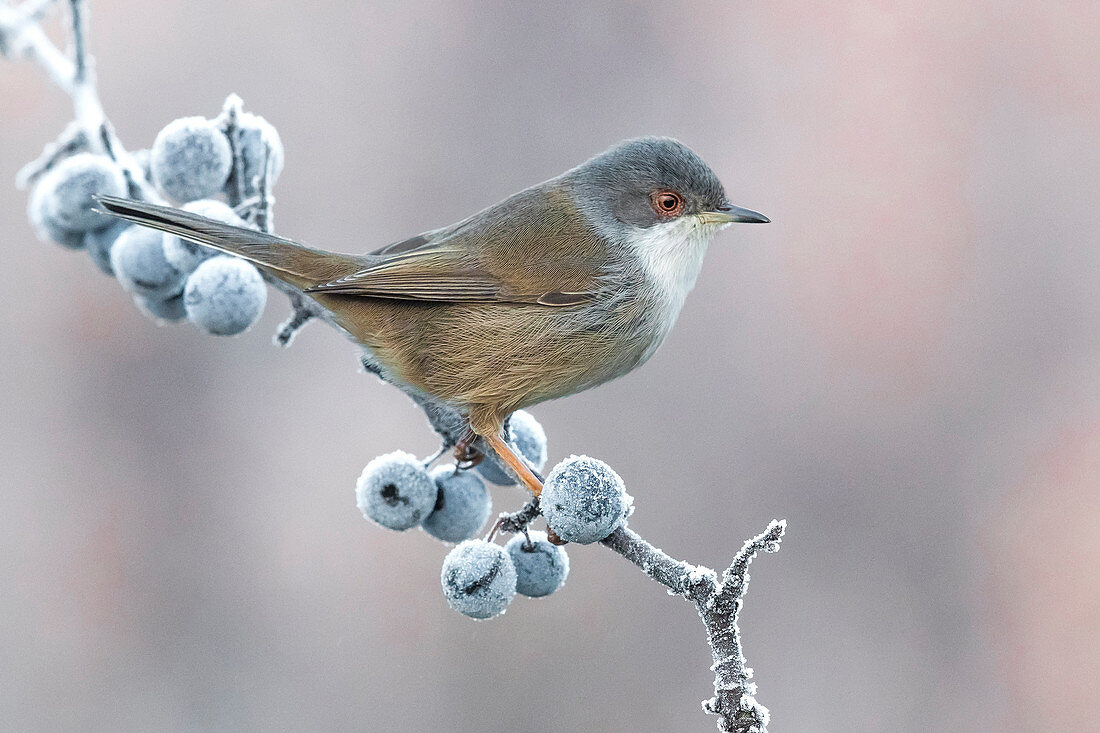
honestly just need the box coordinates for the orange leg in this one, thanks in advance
[479,430,544,498]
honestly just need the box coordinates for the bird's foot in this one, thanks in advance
[453,432,484,470]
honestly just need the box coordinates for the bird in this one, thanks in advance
[97,136,768,499]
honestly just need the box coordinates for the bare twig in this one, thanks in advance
[2,0,155,198]
[254,137,275,232]
[419,444,447,468]
[0,0,75,91]
[218,93,247,207]
[273,291,315,347]
[601,520,786,733]
[485,497,540,542]
[12,0,59,25]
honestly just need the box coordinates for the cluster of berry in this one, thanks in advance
[355,410,633,620]
[27,109,282,336]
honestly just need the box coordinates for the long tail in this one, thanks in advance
[95,195,356,290]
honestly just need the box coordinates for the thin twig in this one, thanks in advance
[67,0,84,81]
[0,0,76,91]
[13,0,60,25]
[218,93,247,207]
[254,137,274,232]
[601,521,785,733]
[273,292,315,347]
[420,444,447,468]
[485,497,540,542]
[600,524,716,601]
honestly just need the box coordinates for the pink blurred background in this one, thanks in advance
[2,1,1098,730]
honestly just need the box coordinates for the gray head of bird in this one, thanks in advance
[565,136,768,298]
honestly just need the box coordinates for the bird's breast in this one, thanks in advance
[624,217,714,345]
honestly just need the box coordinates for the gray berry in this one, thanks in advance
[440,540,517,620]
[150,117,233,202]
[84,218,131,275]
[28,180,83,249]
[541,455,633,544]
[355,451,437,531]
[135,292,187,324]
[183,256,267,336]
[111,225,187,299]
[422,465,492,543]
[505,531,569,597]
[28,153,126,245]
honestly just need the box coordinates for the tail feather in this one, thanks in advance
[95,195,354,289]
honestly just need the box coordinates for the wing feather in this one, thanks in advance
[304,248,508,301]
[307,182,605,306]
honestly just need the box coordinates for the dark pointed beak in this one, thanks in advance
[706,202,770,224]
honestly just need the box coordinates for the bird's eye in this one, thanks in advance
[650,190,684,218]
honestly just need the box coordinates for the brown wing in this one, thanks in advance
[304,248,507,301]
[305,182,608,306]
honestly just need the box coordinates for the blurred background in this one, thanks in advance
[2,1,1098,730]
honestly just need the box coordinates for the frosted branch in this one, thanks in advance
[486,497,541,541]
[601,521,786,732]
[0,0,74,92]
[218,93,248,206]
[274,291,315,347]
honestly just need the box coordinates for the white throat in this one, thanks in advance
[631,216,724,312]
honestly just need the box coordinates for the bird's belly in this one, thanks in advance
[343,295,670,415]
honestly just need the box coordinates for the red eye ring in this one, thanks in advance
[650,190,684,218]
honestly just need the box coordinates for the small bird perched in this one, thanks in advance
[98,137,767,498]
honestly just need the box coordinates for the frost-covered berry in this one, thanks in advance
[441,539,517,620]
[163,199,246,275]
[477,409,548,485]
[110,225,186,299]
[84,218,131,275]
[505,531,569,598]
[27,180,84,249]
[28,153,126,245]
[183,256,267,336]
[150,117,232,202]
[421,465,492,543]
[355,451,437,531]
[229,111,284,194]
[135,292,187,324]
[542,455,633,544]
